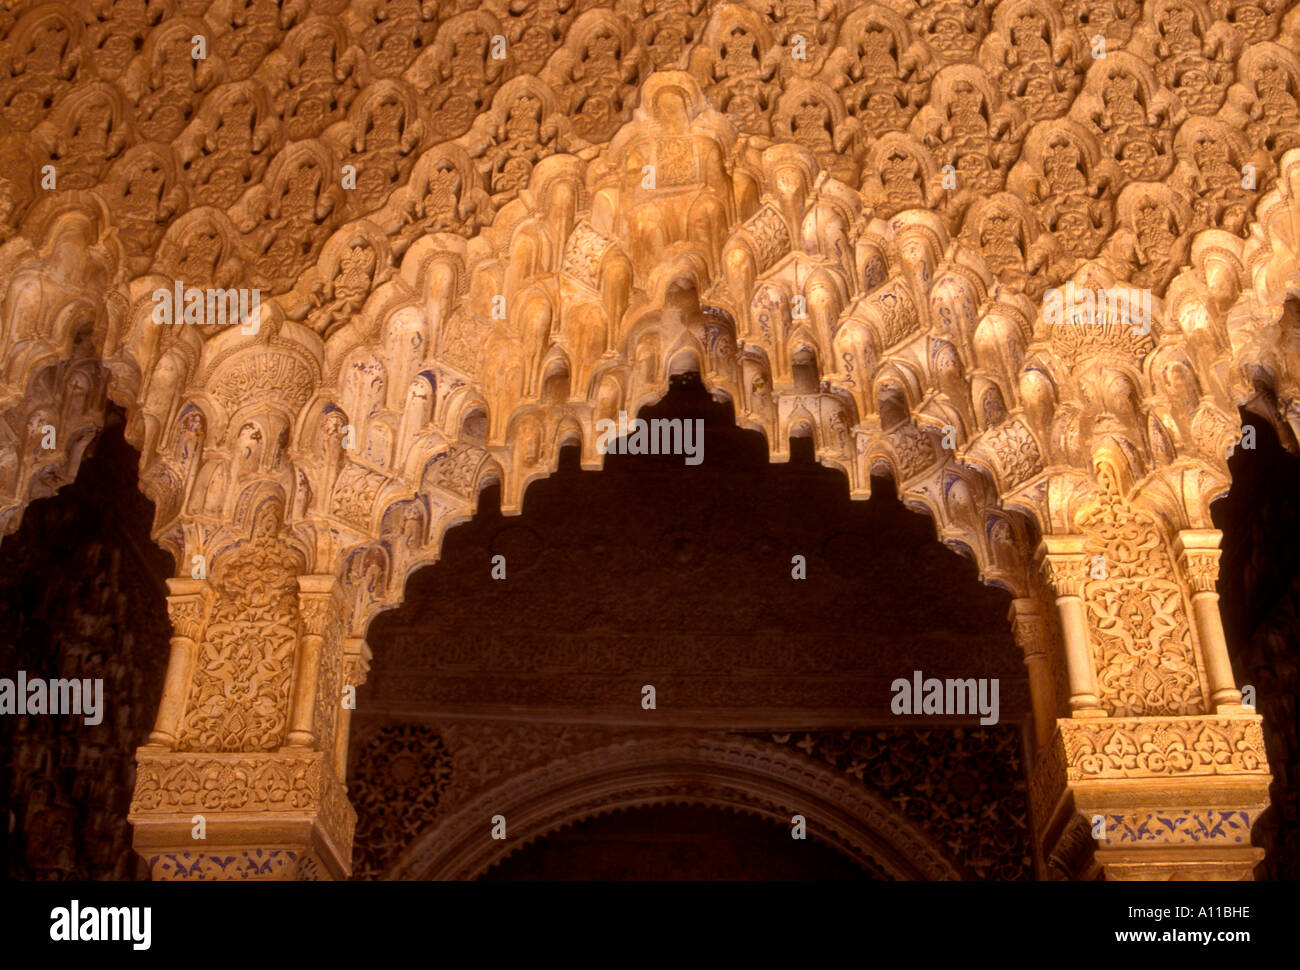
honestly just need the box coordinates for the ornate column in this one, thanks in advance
[1008,597,1057,753]
[335,638,373,781]
[287,575,345,748]
[146,578,214,747]
[128,511,357,881]
[1036,536,1105,717]
[1031,475,1272,880]
[1174,529,1246,712]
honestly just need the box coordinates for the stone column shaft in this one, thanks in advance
[1009,597,1056,752]
[1038,536,1105,717]
[334,638,372,781]
[287,574,345,748]
[1175,529,1245,712]
[146,578,212,747]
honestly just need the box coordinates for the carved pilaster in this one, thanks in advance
[174,516,306,753]
[1075,470,1207,717]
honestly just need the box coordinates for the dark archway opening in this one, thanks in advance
[480,804,873,880]
[1215,409,1300,880]
[0,407,171,880]
[355,373,1034,880]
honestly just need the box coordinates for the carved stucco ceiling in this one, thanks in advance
[2,0,1295,289]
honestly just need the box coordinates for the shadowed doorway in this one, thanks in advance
[481,804,874,880]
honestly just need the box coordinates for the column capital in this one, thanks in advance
[296,573,346,636]
[1007,598,1044,658]
[296,573,344,598]
[343,637,373,688]
[165,576,215,598]
[163,577,214,642]
[1037,536,1090,597]
[1173,529,1223,594]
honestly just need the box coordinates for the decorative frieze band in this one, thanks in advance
[147,849,318,882]
[1093,810,1255,847]
[1031,714,1272,843]
[130,750,355,866]
[1059,715,1268,782]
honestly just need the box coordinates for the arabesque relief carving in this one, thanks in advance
[1077,463,1204,718]
[0,0,1297,879]
[176,504,304,753]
